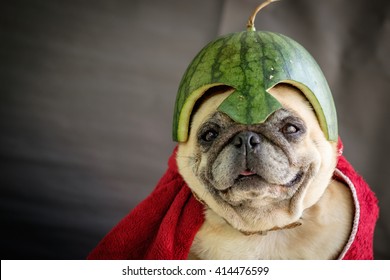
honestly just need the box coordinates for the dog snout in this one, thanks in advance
[232,131,261,153]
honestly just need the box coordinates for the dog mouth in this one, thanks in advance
[236,169,257,180]
[218,169,306,198]
[234,169,304,188]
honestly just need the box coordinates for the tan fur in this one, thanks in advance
[177,85,353,259]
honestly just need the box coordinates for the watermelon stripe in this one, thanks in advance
[210,38,223,82]
[269,33,293,80]
[240,32,252,123]
[174,43,208,117]
[252,31,265,124]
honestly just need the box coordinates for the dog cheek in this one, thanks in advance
[196,155,209,179]
[301,145,334,208]
[211,160,233,190]
[211,148,241,190]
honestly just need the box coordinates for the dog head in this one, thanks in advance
[177,84,338,234]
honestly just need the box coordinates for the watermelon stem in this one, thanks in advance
[247,0,280,31]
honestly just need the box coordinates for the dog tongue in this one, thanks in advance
[240,170,256,176]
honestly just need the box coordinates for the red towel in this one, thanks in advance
[334,156,379,259]
[87,143,379,260]
[87,149,204,260]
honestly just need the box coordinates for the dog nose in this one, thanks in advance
[232,131,261,151]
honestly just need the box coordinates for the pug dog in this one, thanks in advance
[176,84,353,259]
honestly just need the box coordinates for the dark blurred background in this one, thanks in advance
[0,0,389,259]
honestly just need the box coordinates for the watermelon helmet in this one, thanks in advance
[172,1,337,143]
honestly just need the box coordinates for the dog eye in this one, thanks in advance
[282,124,299,135]
[201,129,219,142]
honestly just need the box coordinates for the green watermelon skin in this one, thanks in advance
[173,31,337,143]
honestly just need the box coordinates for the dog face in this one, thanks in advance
[177,84,338,234]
